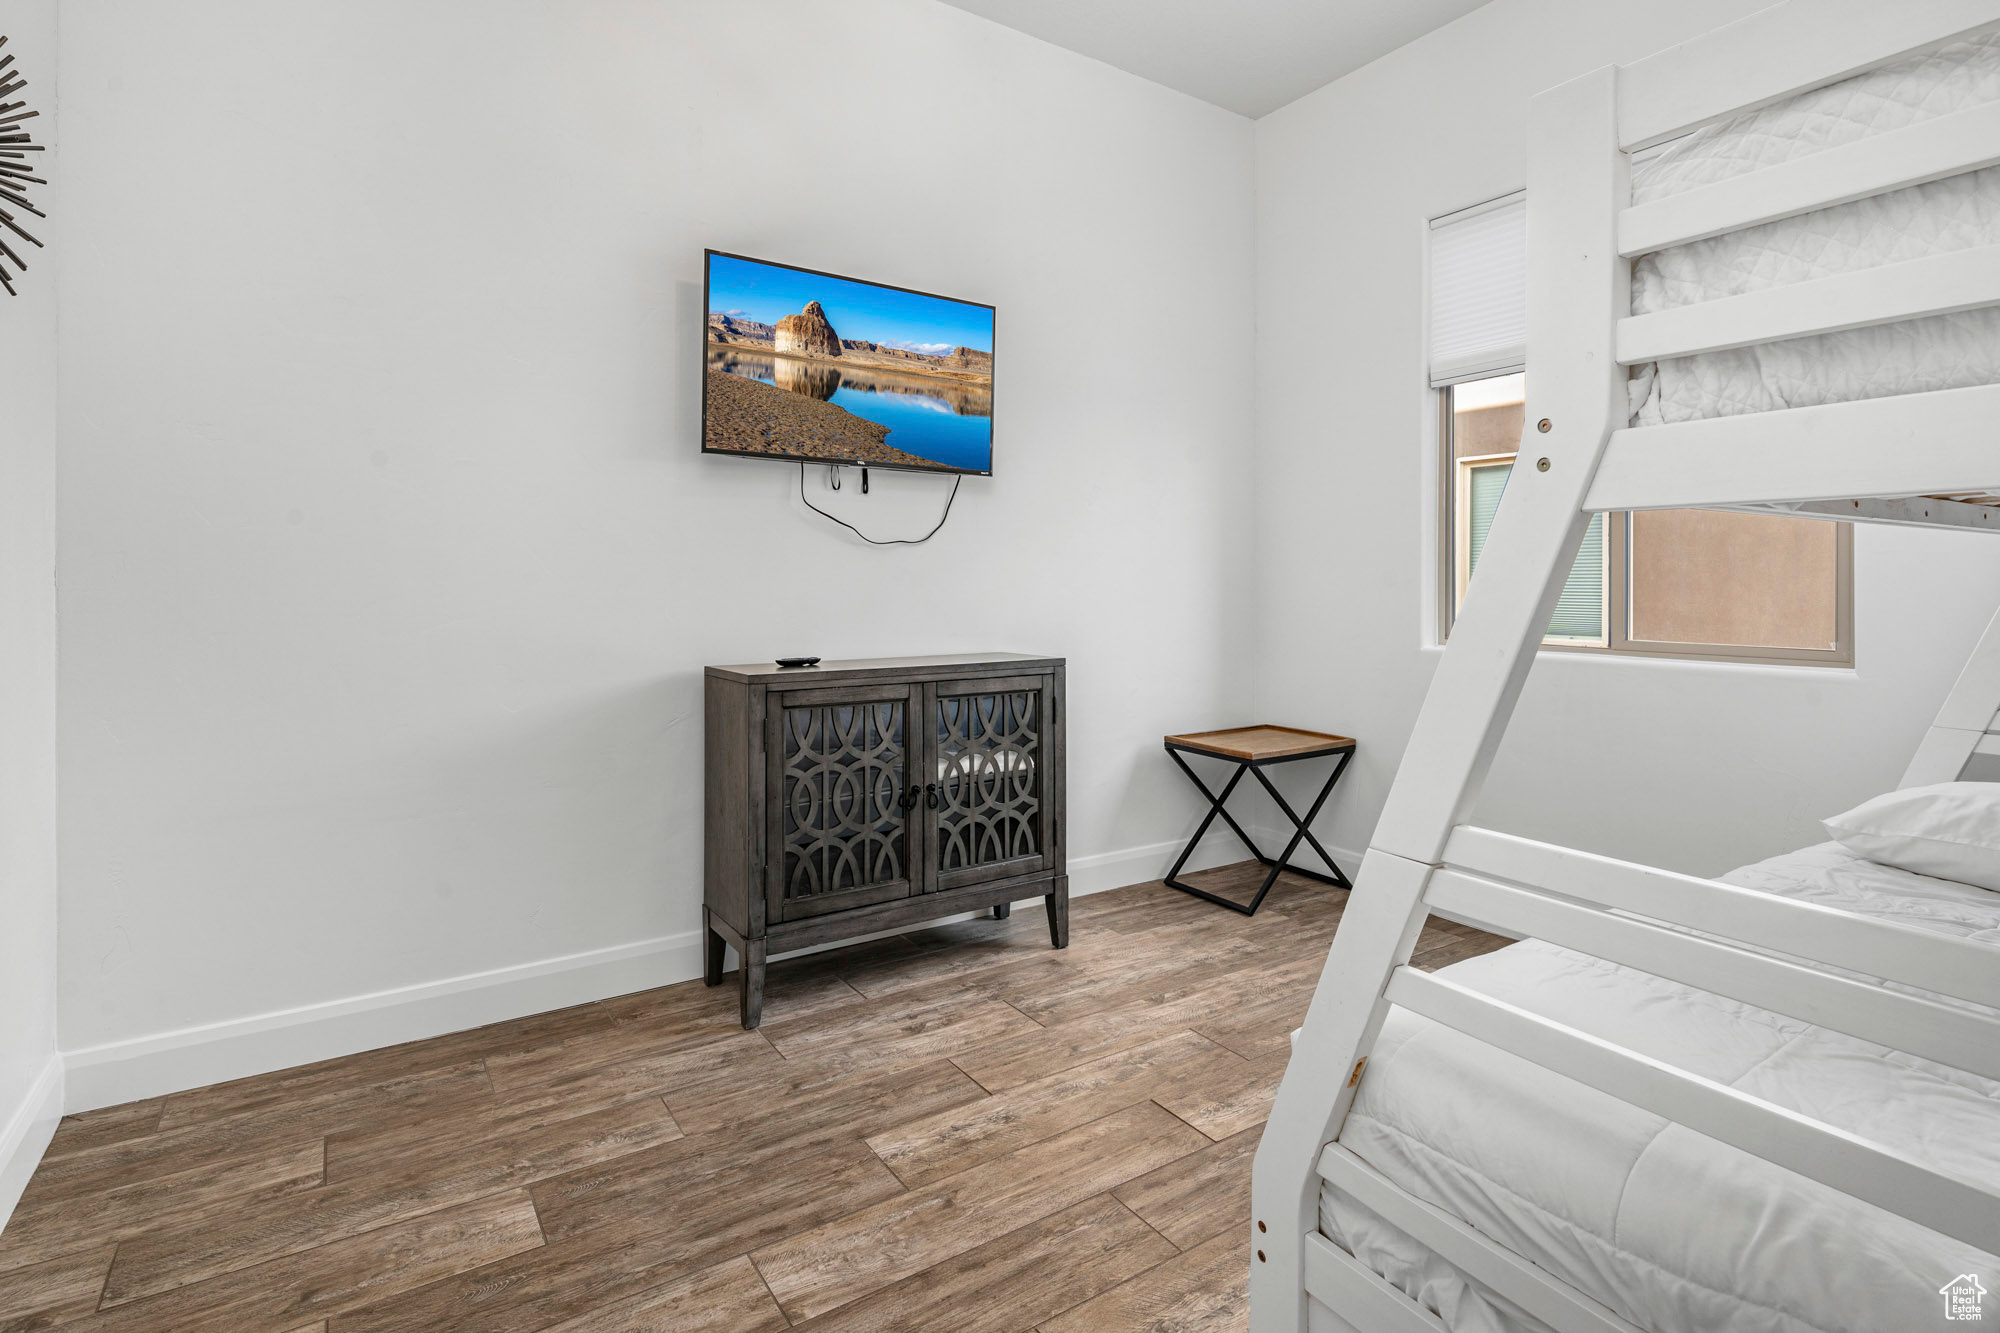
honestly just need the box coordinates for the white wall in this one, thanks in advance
[55,0,1257,1104]
[1251,0,2000,877]
[48,0,1998,1116]
[0,0,63,1229]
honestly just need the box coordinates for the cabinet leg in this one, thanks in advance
[703,909,726,987]
[992,902,1011,920]
[1045,876,1069,949]
[738,937,766,1030]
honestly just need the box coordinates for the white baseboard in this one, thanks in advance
[62,931,712,1114]
[1068,830,1260,896]
[1071,827,1359,898]
[0,1054,63,1237]
[61,831,1357,1115]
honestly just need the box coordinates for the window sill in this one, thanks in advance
[1419,640,1858,678]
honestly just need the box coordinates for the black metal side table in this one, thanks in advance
[1162,725,1356,916]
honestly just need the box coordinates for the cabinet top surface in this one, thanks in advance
[707,652,1064,685]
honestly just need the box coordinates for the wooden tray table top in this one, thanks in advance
[1164,724,1356,764]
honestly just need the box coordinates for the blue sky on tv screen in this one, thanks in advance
[707,254,993,356]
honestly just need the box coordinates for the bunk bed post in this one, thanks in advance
[1250,64,1629,1333]
[1900,600,2000,786]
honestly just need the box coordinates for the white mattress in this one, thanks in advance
[1629,30,2000,426]
[1314,843,2000,1333]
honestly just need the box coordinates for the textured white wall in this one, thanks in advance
[1251,0,2000,877]
[54,0,1257,1065]
[0,0,62,1226]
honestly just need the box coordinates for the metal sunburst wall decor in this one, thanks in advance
[0,33,47,297]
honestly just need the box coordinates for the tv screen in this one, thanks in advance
[704,251,994,475]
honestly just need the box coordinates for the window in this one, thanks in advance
[1450,374,1610,645]
[1430,201,1853,666]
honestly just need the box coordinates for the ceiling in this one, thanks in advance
[936,0,1492,118]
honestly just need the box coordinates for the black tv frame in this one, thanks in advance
[701,249,996,478]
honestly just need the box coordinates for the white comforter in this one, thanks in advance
[1629,31,2000,425]
[1315,843,2000,1333]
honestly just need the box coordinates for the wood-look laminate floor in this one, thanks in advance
[0,862,1510,1333]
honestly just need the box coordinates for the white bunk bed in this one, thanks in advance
[1251,3,2000,1330]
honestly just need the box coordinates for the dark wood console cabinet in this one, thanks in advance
[704,653,1068,1028]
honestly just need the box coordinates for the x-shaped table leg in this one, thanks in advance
[1164,745,1354,915]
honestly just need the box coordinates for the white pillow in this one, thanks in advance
[1823,782,2000,891]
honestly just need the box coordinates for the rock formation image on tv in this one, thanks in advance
[703,252,995,474]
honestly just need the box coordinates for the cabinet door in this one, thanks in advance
[767,684,920,922]
[924,674,1056,892]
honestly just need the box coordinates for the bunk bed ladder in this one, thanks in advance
[1249,63,1630,1333]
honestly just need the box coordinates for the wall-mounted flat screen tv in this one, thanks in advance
[704,250,994,476]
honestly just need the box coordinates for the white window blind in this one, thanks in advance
[1430,195,1526,387]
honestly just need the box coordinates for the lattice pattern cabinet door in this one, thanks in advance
[925,674,1060,892]
[766,683,919,922]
